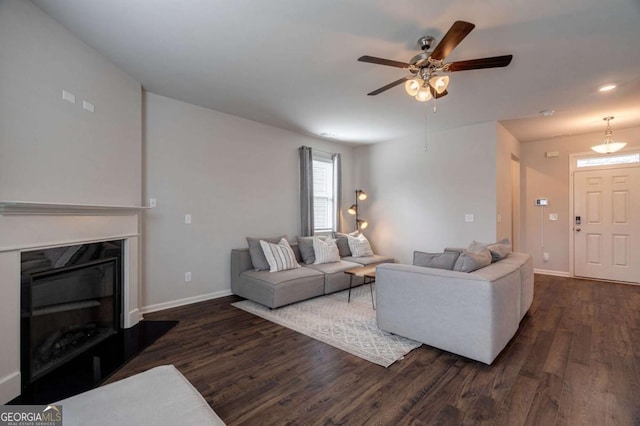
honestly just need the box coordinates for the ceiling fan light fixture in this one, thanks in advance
[415,86,432,102]
[405,78,422,96]
[591,116,627,154]
[429,75,449,94]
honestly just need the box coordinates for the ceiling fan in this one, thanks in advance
[358,21,513,102]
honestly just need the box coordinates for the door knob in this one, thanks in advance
[576,228,581,232]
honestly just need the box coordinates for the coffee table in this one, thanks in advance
[344,264,379,309]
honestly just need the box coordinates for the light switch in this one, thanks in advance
[185,214,192,224]
[465,214,474,223]
[149,198,157,208]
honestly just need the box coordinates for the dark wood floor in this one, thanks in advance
[108,275,640,425]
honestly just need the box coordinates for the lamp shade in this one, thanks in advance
[347,204,357,215]
[357,219,368,230]
[591,141,627,154]
[404,78,422,96]
[356,190,367,201]
[429,75,449,94]
[415,86,432,102]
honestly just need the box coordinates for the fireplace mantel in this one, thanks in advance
[0,201,148,216]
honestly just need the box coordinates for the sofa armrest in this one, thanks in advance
[231,248,253,292]
[375,263,521,364]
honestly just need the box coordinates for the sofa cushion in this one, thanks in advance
[347,233,374,257]
[304,259,361,275]
[313,236,340,264]
[241,265,322,285]
[413,251,460,270]
[238,266,325,308]
[342,254,394,266]
[246,235,286,270]
[453,249,492,272]
[259,238,300,272]
[296,236,316,264]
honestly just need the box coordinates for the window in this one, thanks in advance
[313,154,335,232]
[576,153,639,168]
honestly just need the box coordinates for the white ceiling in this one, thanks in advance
[33,0,640,144]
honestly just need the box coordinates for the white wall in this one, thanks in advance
[0,0,142,403]
[520,126,640,273]
[0,0,142,205]
[496,123,521,244]
[142,92,355,310]
[354,122,499,264]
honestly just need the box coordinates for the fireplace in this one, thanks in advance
[20,241,123,388]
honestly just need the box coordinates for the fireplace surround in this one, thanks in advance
[0,201,144,403]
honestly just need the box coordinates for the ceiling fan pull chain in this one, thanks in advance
[424,104,430,151]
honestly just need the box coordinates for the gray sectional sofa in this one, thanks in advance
[231,242,394,308]
[375,251,533,365]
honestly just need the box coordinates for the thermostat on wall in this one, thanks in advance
[535,198,548,206]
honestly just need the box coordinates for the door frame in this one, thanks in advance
[568,148,640,278]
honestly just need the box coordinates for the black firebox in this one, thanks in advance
[20,241,123,388]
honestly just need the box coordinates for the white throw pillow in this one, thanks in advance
[313,236,340,264]
[259,238,300,272]
[347,233,374,257]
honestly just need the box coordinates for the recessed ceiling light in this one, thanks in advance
[599,84,617,92]
[539,109,555,117]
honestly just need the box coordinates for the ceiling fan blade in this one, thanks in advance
[447,55,513,72]
[358,55,410,69]
[430,21,475,61]
[367,77,409,96]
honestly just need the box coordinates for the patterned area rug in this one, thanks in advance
[232,284,421,367]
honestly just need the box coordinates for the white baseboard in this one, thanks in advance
[141,289,233,314]
[125,308,144,328]
[0,372,20,404]
[534,268,571,277]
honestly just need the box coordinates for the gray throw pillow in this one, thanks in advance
[246,235,286,271]
[467,240,489,253]
[453,248,492,273]
[413,251,460,270]
[296,236,316,264]
[468,239,511,262]
[332,232,352,257]
[487,238,511,262]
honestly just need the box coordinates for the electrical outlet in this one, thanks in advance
[543,252,550,262]
[185,272,192,282]
[465,213,474,223]
[549,213,558,221]
[185,214,192,224]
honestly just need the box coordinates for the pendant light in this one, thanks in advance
[591,117,627,154]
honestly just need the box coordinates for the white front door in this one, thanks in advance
[574,166,640,283]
